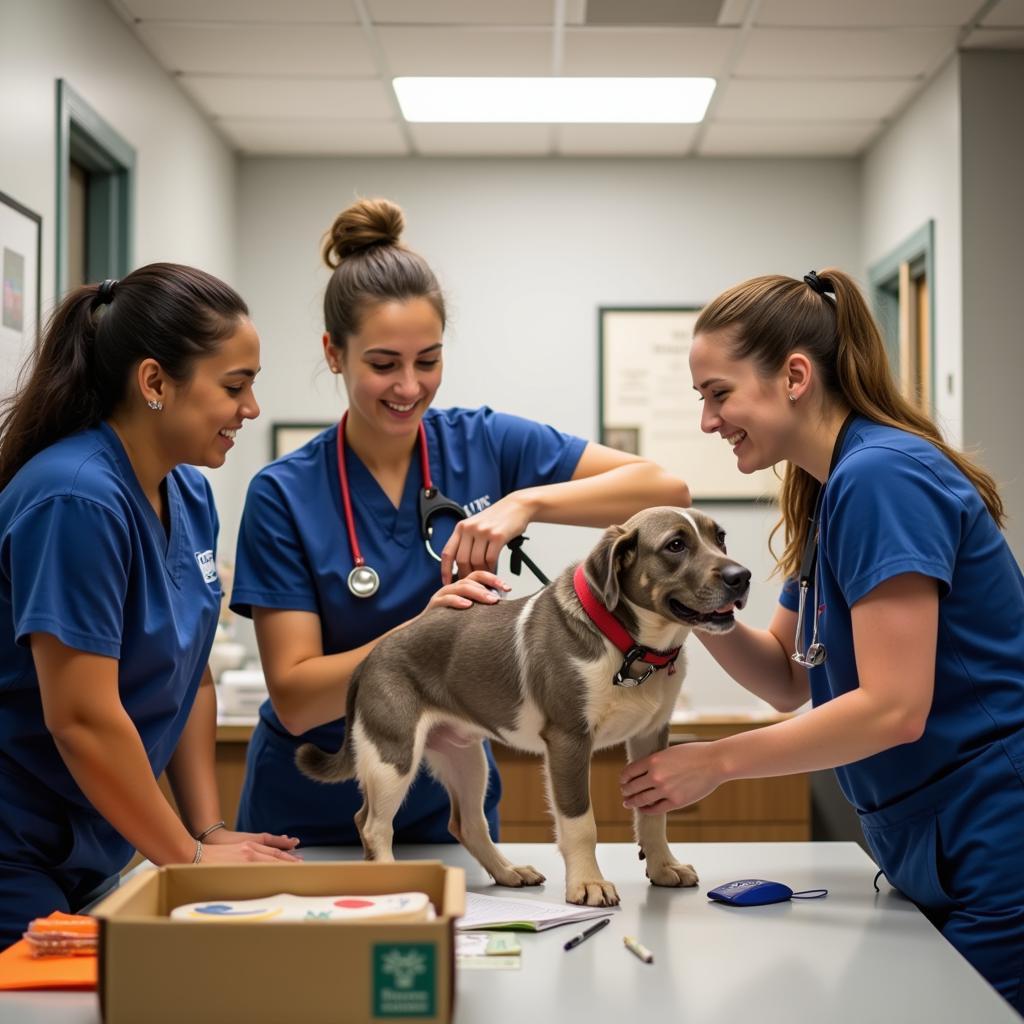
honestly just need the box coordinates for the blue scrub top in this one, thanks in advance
[780,415,1024,814]
[231,406,587,842]
[0,423,222,878]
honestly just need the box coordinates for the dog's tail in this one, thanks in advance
[294,676,360,783]
[294,738,354,783]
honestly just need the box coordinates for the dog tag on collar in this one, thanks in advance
[613,648,657,687]
[614,672,646,689]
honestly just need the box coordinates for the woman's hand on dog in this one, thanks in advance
[440,494,534,584]
[198,828,303,863]
[620,742,724,814]
[424,570,512,611]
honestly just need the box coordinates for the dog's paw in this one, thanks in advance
[645,859,699,888]
[565,880,620,907]
[493,864,546,887]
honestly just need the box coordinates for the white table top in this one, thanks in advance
[1,842,1016,1023]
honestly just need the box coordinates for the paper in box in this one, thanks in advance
[91,860,463,1024]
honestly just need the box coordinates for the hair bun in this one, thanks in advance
[323,198,405,268]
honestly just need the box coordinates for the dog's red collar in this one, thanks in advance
[572,565,680,688]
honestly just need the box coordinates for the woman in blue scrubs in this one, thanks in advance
[232,197,691,846]
[620,269,1024,1012]
[0,264,299,949]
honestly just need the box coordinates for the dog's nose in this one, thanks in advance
[721,564,752,592]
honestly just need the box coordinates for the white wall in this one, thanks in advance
[235,155,862,709]
[861,57,962,446]
[0,0,238,296]
[0,0,239,542]
[960,50,1024,560]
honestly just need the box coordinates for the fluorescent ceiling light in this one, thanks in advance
[393,77,716,124]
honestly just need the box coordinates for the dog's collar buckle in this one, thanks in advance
[573,567,681,688]
[614,647,659,688]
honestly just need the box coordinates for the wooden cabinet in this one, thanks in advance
[152,725,251,831]
[492,720,810,843]
[209,724,253,829]
[209,718,809,843]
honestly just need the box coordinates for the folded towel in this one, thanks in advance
[170,892,434,923]
[0,913,97,991]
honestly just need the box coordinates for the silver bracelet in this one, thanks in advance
[194,820,226,842]
[192,839,203,864]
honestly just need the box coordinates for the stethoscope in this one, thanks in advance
[336,412,467,598]
[791,411,857,669]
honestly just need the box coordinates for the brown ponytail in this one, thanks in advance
[321,197,445,351]
[695,269,1005,578]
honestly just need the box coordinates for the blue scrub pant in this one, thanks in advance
[0,763,128,950]
[236,719,502,846]
[860,741,1024,1014]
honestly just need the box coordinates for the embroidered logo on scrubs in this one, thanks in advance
[194,549,217,584]
[463,494,491,515]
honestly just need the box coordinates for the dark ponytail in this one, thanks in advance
[0,262,248,491]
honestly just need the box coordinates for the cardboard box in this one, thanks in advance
[91,861,464,1024]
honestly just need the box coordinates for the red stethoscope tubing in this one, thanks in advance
[336,411,433,569]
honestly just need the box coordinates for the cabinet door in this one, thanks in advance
[491,738,810,842]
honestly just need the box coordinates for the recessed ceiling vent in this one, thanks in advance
[584,0,728,27]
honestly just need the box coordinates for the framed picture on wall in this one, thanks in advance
[0,190,42,404]
[598,307,778,502]
[270,421,332,461]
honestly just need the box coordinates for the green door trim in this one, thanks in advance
[55,79,136,297]
[867,220,935,407]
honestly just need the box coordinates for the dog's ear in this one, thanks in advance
[583,524,638,610]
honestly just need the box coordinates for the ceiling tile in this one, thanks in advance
[715,77,918,120]
[121,0,358,22]
[699,119,882,155]
[565,0,588,24]
[962,27,1024,46]
[408,123,552,155]
[136,22,376,76]
[179,76,394,120]
[377,27,553,75]
[736,27,957,77]
[756,0,983,28]
[557,123,698,154]
[368,0,560,25]
[218,118,408,155]
[982,0,1024,27]
[562,27,739,75]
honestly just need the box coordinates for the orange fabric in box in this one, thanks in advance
[0,913,97,991]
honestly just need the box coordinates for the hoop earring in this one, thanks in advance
[147,399,163,411]
[788,393,797,403]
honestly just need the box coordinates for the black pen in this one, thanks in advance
[563,917,611,951]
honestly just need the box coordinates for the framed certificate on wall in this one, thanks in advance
[1,191,42,405]
[270,421,332,461]
[598,307,778,502]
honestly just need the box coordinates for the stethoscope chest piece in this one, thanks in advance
[803,641,827,668]
[348,564,380,599]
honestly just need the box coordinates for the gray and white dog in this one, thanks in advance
[297,507,751,907]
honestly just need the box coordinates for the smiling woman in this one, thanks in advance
[228,197,693,851]
[623,269,1024,1015]
[0,263,299,951]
